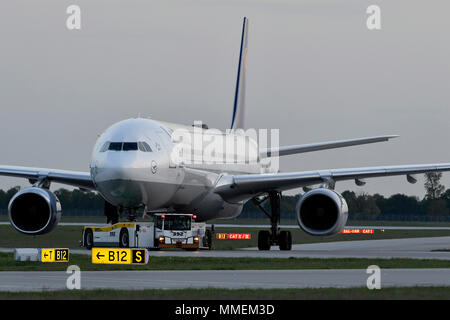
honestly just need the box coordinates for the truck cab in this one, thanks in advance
[154,214,210,250]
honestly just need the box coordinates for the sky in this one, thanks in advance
[0,0,449,198]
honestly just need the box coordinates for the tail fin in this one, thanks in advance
[230,17,248,130]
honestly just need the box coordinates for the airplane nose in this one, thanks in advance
[93,155,145,207]
[94,153,141,183]
[107,166,131,181]
[92,166,133,184]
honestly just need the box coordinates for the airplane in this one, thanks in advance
[2,17,450,250]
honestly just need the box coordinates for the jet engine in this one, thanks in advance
[296,188,348,236]
[8,187,61,235]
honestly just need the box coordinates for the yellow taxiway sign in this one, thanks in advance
[40,248,69,262]
[91,248,148,265]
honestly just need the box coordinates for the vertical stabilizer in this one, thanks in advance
[230,17,248,130]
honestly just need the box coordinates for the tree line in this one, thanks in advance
[0,173,448,221]
[0,187,104,216]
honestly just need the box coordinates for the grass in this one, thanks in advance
[1,287,450,299]
[0,225,85,250]
[2,252,450,271]
[1,224,450,251]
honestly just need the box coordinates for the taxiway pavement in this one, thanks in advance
[1,236,450,260]
[1,268,450,291]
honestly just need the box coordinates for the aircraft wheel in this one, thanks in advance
[84,228,94,250]
[119,228,129,248]
[258,230,271,250]
[279,230,292,251]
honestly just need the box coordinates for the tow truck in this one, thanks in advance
[81,213,212,250]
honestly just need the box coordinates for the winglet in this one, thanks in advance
[230,17,248,130]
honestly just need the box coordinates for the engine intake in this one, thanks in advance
[8,187,61,235]
[296,188,348,236]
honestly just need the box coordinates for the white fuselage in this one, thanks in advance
[90,118,270,221]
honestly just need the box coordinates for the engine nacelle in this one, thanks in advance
[8,187,61,235]
[296,188,348,236]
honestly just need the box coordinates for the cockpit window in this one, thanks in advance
[103,141,151,152]
[100,142,110,152]
[139,141,152,152]
[123,142,138,151]
[109,142,123,151]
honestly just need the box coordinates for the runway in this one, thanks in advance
[1,268,450,291]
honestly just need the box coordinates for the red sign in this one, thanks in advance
[341,228,375,234]
[227,233,251,240]
[216,233,251,240]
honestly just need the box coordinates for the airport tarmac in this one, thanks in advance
[2,221,450,230]
[1,268,450,291]
[1,236,450,291]
[128,236,450,260]
[1,236,450,260]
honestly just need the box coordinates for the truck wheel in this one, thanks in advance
[84,228,94,250]
[119,228,129,248]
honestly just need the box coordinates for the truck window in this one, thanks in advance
[155,216,163,229]
[164,216,191,231]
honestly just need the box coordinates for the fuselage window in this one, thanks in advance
[109,142,123,151]
[123,142,138,151]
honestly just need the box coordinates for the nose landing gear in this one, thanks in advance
[253,191,292,251]
[104,201,120,224]
[104,201,146,224]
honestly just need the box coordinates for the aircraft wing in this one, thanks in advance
[214,163,450,202]
[260,135,399,158]
[0,165,95,190]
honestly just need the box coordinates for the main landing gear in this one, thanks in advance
[252,191,292,251]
